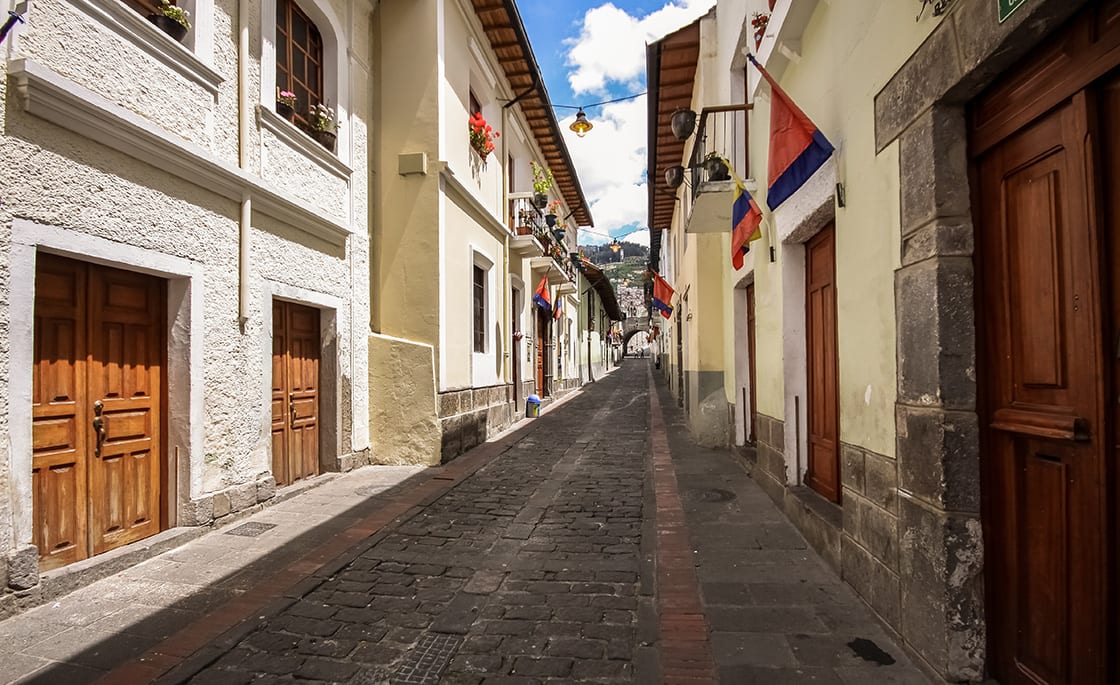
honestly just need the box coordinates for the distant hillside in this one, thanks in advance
[581,241,649,265]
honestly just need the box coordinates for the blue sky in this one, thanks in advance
[515,0,716,246]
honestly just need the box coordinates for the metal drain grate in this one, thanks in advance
[224,521,277,537]
[390,633,463,684]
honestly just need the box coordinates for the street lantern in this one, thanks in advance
[569,108,593,137]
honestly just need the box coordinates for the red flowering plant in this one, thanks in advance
[468,111,500,162]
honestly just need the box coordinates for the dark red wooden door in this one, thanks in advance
[975,87,1108,685]
[805,223,840,502]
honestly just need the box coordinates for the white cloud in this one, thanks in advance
[619,229,650,247]
[563,1,714,247]
[565,0,715,97]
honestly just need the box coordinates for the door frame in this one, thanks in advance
[262,281,340,483]
[10,220,200,547]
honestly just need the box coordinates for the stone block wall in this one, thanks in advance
[839,443,902,628]
[438,384,515,463]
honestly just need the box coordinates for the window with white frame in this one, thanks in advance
[473,264,487,353]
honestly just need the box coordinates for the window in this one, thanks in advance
[469,90,482,116]
[508,154,515,192]
[473,265,486,353]
[277,0,323,129]
[123,0,169,19]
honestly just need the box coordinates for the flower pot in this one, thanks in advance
[276,102,295,121]
[545,213,557,228]
[515,226,533,236]
[670,108,696,141]
[148,14,188,42]
[704,157,730,182]
[313,129,337,152]
[533,192,548,209]
[553,228,566,242]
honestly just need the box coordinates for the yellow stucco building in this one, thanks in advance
[649,0,1120,682]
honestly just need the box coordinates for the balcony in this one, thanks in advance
[683,104,752,234]
[510,193,577,282]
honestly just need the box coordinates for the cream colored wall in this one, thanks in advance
[742,0,934,456]
[374,0,442,349]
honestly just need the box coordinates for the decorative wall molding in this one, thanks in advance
[259,105,353,181]
[65,0,223,97]
[10,59,351,246]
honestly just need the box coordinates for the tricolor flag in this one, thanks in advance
[553,295,563,321]
[731,179,763,270]
[749,54,834,211]
[533,274,551,312]
[651,272,675,319]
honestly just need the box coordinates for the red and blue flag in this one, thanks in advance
[731,179,763,270]
[749,54,833,210]
[553,295,563,320]
[651,272,675,319]
[533,274,551,312]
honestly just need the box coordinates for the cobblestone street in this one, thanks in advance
[3,361,930,684]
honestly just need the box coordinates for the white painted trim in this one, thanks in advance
[438,162,509,240]
[9,59,351,246]
[258,106,354,181]
[62,0,223,97]
[732,271,755,447]
[8,220,205,545]
[469,36,499,90]
[470,245,501,387]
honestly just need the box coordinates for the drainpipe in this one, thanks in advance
[237,0,251,327]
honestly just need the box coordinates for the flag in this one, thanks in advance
[749,54,834,211]
[553,295,563,321]
[651,272,675,319]
[533,274,551,312]
[731,180,763,270]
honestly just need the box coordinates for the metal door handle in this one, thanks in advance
[289,396,296,425]
[92,400,106,458]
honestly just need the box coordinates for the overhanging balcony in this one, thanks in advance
[682,104,751,234]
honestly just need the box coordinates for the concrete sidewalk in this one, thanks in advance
[649,370,932,684]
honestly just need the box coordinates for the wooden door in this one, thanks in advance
[746,282,757,444]
[33,255,164,570]
[805,224,840,502]
[535,307,551,396]
[271,301,320,487]
[512,288,521,406]
[975,90,1108,685]
[1107,71,1120,678]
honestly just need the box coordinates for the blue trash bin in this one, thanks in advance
[526,394,541,418]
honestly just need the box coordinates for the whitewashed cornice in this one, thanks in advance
[9,58,351,246]
[259,105,353,181]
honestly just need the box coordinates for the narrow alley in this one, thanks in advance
[0,362,928,684]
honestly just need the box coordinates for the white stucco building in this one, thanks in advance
[0,0,372,608]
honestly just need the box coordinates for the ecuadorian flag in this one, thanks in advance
[533,274,551,312]
[748,54,834,211]
[553,295,563,321]
[731,180,763,270]
[651,272,675,319]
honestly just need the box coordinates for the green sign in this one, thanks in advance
[998,0,1027,23]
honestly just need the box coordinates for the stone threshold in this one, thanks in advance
[1,472,338,621]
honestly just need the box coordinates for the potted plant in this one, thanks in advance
[468,111,500,164]
[552,218,567,242]
[309,103,337,151]
[703,151,730,182]
[148,0,190,42]
[545,200,561,228]
[515,208,534,236]
[531,161,553,208]
[276,89,297,121]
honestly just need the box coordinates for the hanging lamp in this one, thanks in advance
[569,108,593,137]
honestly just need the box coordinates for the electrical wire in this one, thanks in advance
[552,92,647,110]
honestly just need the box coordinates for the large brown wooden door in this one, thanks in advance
[970,7,1120,682]
[271,301,320,487]
[806,224,840,502]
[535,307,550,396]
[33,254,164,570]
